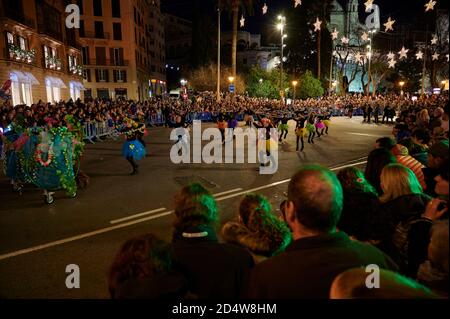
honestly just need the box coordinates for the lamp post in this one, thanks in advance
[399,81,405,96]
[292,80,298,102]
[217,0,221,102]
[277,15,286,102]
[228,76,235,94]
[366,29,376,96]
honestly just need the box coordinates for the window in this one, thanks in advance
[112,0,121,17]
[82,47,89,65]
[94,21,104,38]
[18,36,26,50]
[113,70,126,82]
[77,0,83,14]
[110,47,123,65]
[70,81,81,100]
[45,78,61,103]
[10,73,33,106]
[96,69,109,82]
[95,47,106,65]
[79,20,85,37]
[151,65,156,72]
[113,23,122,40]
[93,0,102,16]
[6,32,14,44]
[134,7,137,23]
[83,69,91,82]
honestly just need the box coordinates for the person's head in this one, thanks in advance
[427,220,449,274]
[337,167,378,195]
[433,107,444,118]
[411,128,431,145]
[375,137,396,150]
[109,234,179,298]
[173,183,218,233]
[428,140,449,169]
[364,148,397,193]
[285,165,343,238]
[379,164,423,203]
[330,268,440,299]
[434,159,449,197]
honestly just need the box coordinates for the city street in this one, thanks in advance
[0,117,392,298]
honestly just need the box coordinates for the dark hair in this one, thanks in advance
[438,159,449,181]
[412,128,431,145]
[365,148,397,194]
[376,137,396,150]
[108,234,173,298]
[287,165,343,232]
[337,167,378,196]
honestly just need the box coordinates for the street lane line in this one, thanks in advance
[0,160,367,261]
[110,207,167,224]
[213,188,242,197]
[347,133,383,137]
[0,211,174,261]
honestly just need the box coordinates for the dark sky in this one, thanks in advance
[162,0,449,36]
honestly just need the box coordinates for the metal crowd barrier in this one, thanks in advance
[82,120,118,143]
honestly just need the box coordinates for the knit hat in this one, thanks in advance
[429,140,449,160]
[391,144,409,156]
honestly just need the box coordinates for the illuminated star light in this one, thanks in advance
[387,51,395,60]
[425,0,437,12]
[388,59,397,68]
[361,32,369,42]
[364,0,374,12]
[431,35,438,45]
[331,28,339,40]
[313,17,322,32]
[432,52,439,61]
[398,46,409,59]
[341,36,349,45]
[384,17,395,32]
[262,3,268,15]
[294,0,302,8]
[415,51,424,60]
[240,15,245,27]
[354,52,363,64]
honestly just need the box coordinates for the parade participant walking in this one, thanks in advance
[121,118,146,175]
[277,114,290,142]
[295,114,307,152]
[307,114,316,144]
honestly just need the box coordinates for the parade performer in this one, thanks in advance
[277,114,289,142]
[323,113,331,135]
[254,115,277,167]
[173,112,189,156]
[121,118,146,175]
[227,113,238,142]
[295,114,308,152]
[217,115,228,144]
[315,115,325,138]
[306,114,316,144]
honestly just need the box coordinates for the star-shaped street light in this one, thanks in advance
[354,52,363,64]
[384,17,395,32]
[388,59,397,68]
[398,46,409,59]
[361,32,369,42]
[331,28,339,40]
[415,51,424,60]
[431,35,438,45]
[387,52,395,60]
[313,17,322,32]
[432,52,440,61]
[425,0,437,12]
[294,0,302,8]
[341,36,349,45]
[262,3,268,15]
[364,0,374,12]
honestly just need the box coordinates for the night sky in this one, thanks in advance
[162,0,449,36]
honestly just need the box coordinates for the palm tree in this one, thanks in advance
[221,0,254,77]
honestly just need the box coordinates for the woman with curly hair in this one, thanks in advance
[109,234,187,299]
[222,194,292,264]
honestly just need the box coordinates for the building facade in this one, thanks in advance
[77,0,166,100]
[0,0,84,106]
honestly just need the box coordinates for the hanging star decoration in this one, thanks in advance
[387,52,395,60]
[361,32,369,42]
[384,17,395,32]
[388,59,397,68]
[432,52,439,60]
[240,15,245,27]
[354,52,363,64]
[294,0,302,8]
[262,3,268,15]
[415,51,424,60]
[398,46,409,59]
[431,35,438,45]
[364,0,374,12]
[447,54,449,62]
[331,28,339,40]
[341,36,349,45]
[425,0,437,12]
[313,17,322,32]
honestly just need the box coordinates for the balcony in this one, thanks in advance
[79,31,111,40]
[3,10,35,29]
[83,59,130,67]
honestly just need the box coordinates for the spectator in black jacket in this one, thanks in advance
[171,183,254,299]
[423,140,449,197]
[244,165,398,299]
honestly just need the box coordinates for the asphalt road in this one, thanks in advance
[0,116,392,298]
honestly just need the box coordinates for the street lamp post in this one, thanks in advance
[366,29,376,96]
[292,80,298,102]
[399,81,405,96]
[217,0,221,102]
[228,76,235,94]
[277,15,286,103]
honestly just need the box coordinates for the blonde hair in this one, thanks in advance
[379,164,423,203]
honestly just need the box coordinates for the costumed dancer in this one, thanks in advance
[306,114,316,144]
[227,113,238,142]
[121,118,146,175]
[173,112,189,156]
[315,115,325,138]
[254,115,277,167]
[217,114,228,144]
[295,113,307,152]
[323,112,331,135]
[277,114,289,142]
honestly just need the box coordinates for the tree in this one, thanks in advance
[221,0,254,77]
[187,63,245,93]
[246,66,287,99]
[297,71,324,99]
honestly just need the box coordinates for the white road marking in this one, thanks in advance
[213,188,243,197]
[347,132,384,137]
[110,207,167,224]
[0,160,367,261]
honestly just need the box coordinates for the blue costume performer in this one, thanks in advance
[121,119,146,175]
